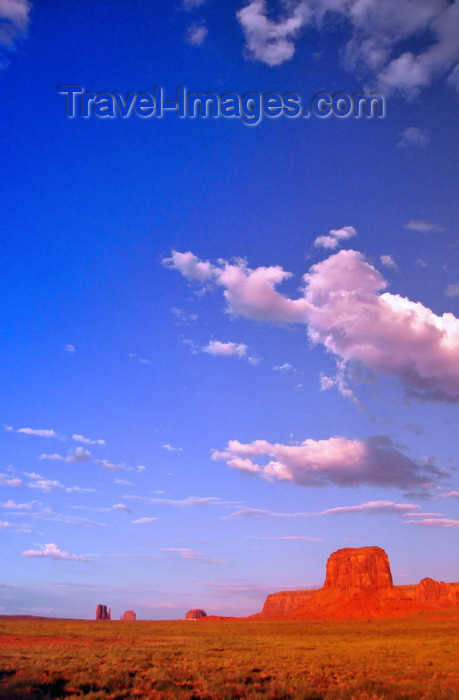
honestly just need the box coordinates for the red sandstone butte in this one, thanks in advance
[120,610,136,621]
[185,608,207,620]
[95,604,111,620]
[254,546,459,621]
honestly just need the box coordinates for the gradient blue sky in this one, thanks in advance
[1,0,458,620]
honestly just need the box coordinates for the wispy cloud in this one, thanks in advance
[126,495,235,508]
[22,543,90,561]
[224,507,309,519]
[403,518,459,528]
[128,353,149,365]
[162,547,224,563]
[96,459,129,471]
[162,444,183,452]
[39,447,91,463]
[319,500,421,516]
[248,535,323,541]
[17,428,62,439]
[0,0,31,51]
[72,434,105,445]
[132,517,159,524]
[445,283,459,298]
[380,255,397,270]
[0,520,31,533]
[397,127,430,149]
[185,21,208,46]
[112,503,131,512]
[0,473,23,487]
[64,344,75,354]
[0,500,34,511]
[404,219,444,233]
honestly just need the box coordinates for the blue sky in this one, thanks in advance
[1,0,458,620]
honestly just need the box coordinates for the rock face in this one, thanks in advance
[254,546,459,621]
[323,546,393,590]
[120,610,136,621]
[95,604,111,620]
[258,590,317,618]
[185,608,207,620]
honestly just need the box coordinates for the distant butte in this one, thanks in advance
[185,608,207,620]
[248,546,459,621]
[120,610,136,621]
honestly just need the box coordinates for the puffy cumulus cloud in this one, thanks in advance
[237,0,308,67]
[39,447,91,463]
[167,247,459,402]
[22,543,90,561]
[163,249,309,323]
[203,340,248,358]
[213,435,441,490]
[236,0,459,96]
[313,226,357,250]
[404,219,444,233]
[0,0,31,48]
[304,250,459,401]
[186,21,208,46]
[397,127,431,148]
[318,500,421,515]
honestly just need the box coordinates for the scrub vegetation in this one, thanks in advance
[0,612,458,699]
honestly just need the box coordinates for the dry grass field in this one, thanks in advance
[0,612,458,699]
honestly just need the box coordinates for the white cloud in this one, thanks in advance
[446,283,459,298]
[72,434,105,445]
[65,344,75,354]
[313,226,357,250]
[0,499,33,511]
[397,127,430,148]
[225,507,309,519]
[182,0,208,8]
[127,495,234,508]
[273,363,295,372]
[167,248,459,402]
[319,500,421,515]
[0,473,22,487]
[248,535,323,541]
[162,444,183,452]
[0,0,31,48]
[17,428,61,439]
[21,543,90,561]
[162,547,224,563]
[128,353,149,364]
[96,459,129,471]
[213,435,440,490]
[132,517,159,524]
[186,21,208,46]
[39,447,91,463]
[380,254,397,269]
[404,219,444,233]
[203,340,248,358]
[403,518,459,528]
[112,503,131,512]
[236,0,459,96]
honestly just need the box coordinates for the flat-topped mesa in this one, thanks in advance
[323,546,393,590]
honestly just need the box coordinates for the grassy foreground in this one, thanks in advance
[0,612,458,699]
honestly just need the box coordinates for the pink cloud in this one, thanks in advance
[318,500,421,515]
[403,518,459,528]
[213,435,440,490]
[166,248,459,401]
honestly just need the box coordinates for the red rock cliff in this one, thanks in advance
[323,546,393,590]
